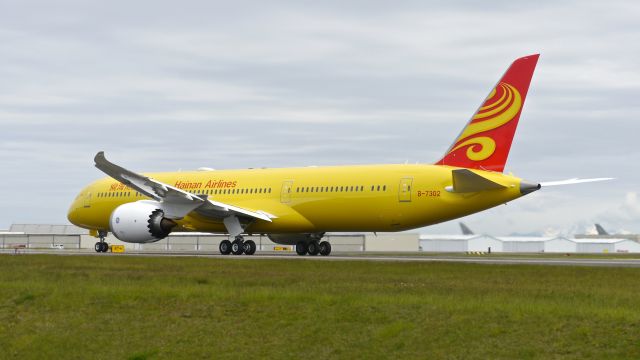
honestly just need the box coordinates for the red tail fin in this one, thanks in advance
[435,54,539,172]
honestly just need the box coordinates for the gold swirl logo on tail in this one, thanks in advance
[449,82,522,161]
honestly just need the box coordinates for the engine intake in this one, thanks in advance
[109,201,176,243]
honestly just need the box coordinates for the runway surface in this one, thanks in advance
[3,248,640,267]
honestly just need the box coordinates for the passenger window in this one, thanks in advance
[377,185,381,191]
[371,185,375,191]
[383,185,387,191]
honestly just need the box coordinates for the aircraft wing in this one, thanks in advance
[94,152,274,222]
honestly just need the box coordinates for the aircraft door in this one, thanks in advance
[398,178,413,202]
[83,192,92,208]
[280,181,293,203]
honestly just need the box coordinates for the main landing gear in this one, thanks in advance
[94,230,109,253]
[219,236,256,256]
[296,240,331,256]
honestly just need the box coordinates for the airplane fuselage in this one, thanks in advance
[68,164,527,235]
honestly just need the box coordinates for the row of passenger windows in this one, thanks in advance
[191,188,272,195]
[97,185,388,198]
[97,192,132,198]
[96,188,273,198]
[295,185,387,193]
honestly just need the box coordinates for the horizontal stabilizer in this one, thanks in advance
[447,169,507,193]
[540,178,614,187]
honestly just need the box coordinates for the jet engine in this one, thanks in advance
[109,201,176,243]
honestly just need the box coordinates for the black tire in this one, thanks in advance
[101,243,109,252]
[231,239,245,255]
[307,241,320,256]
[219,240,232,255]
[296,241,307,256]
[94,242,102,253]
[244,240,257,255]
[319,241,332,256]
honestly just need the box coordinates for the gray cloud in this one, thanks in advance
[0,0,638,235]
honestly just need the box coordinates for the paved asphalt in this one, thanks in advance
[3,249,640,267]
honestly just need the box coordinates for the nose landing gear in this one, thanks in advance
[94,230,109,253]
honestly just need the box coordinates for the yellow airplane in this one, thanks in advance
[67,54,610,256]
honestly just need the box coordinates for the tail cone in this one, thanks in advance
[520,181,541,195]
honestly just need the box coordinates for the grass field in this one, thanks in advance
[1,255,639,359]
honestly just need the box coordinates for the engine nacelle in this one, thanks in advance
[267,233,324,245]
[109,201,176,243]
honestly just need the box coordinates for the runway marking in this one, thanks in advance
[3,249,640,267]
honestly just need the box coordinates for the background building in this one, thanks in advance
[4,223,640,253]
[1,224,418,252]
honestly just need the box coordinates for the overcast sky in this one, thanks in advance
[1,0,639,236]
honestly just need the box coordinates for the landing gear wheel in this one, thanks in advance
[231,237,245,255]
[219,240,232,255]
[307,241,320,256]
[243,240,257,255]
[95,242,108,253]
[319,241,332,256]
[296,241,307,256]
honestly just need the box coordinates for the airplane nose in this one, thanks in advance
[67,195,82,226]
[67,204,79,225]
